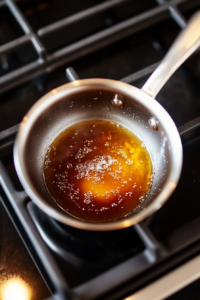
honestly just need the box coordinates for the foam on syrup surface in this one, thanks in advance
[43,120,153,222]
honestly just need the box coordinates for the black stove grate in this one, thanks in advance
[1,71,200,299]
[0,0,199,93]
[0,0,200,300]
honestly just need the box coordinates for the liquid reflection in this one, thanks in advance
[1,277,32,300]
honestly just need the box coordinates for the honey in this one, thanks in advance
[43,120,153,222]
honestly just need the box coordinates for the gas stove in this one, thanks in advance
[0,0,200,300]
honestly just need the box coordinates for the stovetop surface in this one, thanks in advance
[0,199,51,299]
[0,0,200,300]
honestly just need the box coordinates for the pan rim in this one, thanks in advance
[14,78,183,231]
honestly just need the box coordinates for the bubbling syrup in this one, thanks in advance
[43,120,153,222]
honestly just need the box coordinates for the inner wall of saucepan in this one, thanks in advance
[24,88,171,220]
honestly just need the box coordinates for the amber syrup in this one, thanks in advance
[43,120,153,222]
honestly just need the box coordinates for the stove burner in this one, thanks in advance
[28,202,144,268]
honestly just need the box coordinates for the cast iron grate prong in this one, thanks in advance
[66,67,80,82]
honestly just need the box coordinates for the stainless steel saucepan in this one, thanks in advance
[14,12,200,231]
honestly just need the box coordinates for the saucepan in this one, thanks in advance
[14,12,200,231]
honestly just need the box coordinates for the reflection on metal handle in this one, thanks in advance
[142,11,200,99]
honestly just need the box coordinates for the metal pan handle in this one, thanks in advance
[142,11,200,99]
